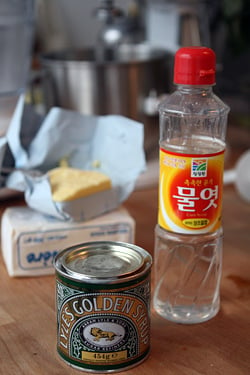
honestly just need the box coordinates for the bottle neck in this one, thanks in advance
[175,84,214,95]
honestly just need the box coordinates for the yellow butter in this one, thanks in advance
[48,168,112,202]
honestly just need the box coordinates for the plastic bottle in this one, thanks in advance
[153,47,230,324]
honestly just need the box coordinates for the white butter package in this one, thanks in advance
[1,206,135,277]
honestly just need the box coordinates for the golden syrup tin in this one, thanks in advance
[54,241,152,373]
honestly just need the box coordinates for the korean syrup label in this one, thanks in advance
[56,275,150,372]
[158,148,225,234]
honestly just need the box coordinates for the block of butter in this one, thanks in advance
[1,205,135,277]
[48,167,112,202]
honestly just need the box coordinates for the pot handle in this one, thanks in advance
[143,89,169,116]
[27,69,57,114]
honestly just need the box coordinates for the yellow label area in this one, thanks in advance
[158,148,225,234]
[82,350,127,363]
[183,218,210,229]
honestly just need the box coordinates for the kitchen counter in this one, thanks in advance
[0,124,250,375]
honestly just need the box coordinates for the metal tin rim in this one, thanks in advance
[54,241,152,284]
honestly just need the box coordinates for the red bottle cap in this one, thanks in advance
[174,47,216,85]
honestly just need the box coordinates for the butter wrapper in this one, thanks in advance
[1,205,135,277]
[5,96,146,221]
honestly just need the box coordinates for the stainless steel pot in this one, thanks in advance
[40,44,171,121]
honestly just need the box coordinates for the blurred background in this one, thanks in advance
[33,0,250,117]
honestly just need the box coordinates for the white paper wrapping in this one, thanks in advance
[1,96,146,221]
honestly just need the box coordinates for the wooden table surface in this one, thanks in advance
[0,125,250,375]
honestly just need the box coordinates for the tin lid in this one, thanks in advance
[54,241,152,283]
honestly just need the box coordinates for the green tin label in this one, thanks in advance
[56,274,151,371]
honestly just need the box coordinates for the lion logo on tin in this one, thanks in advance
[90,327,121,342]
